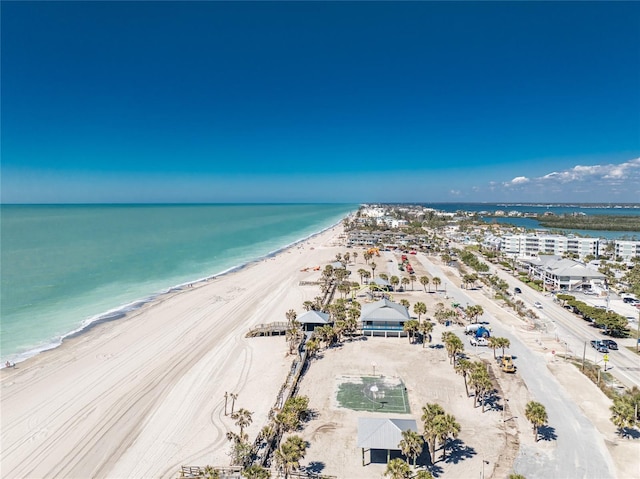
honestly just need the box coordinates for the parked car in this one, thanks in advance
[623,297,639,304]
[602,340,618,350]
[514,287,522,294]
[470,337,488,347]
[590,340,609,353]
[534,301,543,309]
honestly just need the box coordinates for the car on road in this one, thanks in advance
[623,297,639,304]
[514,287,522,294]
[470,337,488,347]
[590,340,609,353]
[602,339,618,350]
[534,301,543,309]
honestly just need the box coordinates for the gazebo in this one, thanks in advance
[357,417,418,466]
[296,310,331,332]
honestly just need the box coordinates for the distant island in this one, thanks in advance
[535,214,640,232]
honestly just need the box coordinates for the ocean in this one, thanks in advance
[0,204,356,364]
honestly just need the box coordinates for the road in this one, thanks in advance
[482,261,640,390]
[415,253,617,479]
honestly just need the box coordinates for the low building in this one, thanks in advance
[357,417,418,466]
[359,298,410,337]
[297,310,331,333]
[520,255,605,291]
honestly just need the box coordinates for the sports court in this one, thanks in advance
[335,375,410,414]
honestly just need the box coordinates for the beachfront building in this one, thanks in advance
[359,298,410,337]
[357,417,418,466]
[501,233,600,259]
[615,240,640,261]
[520,255,606,291]
[297,310,331,333]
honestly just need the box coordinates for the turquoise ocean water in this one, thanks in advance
[1,204,356,364]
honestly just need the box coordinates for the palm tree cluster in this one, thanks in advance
[524,401,548,442]
[274,435,307,479]
[610,386,640,437]
[453,358,494,412]
[421,403,461,462]
[441,331,464,364]
[285,309,303,356]
[463,304,484,324]
[226,407,254,467]
[487,336,510,359]
[434,302,462,326]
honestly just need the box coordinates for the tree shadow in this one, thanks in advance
[537,425,558,441]
[414,448,444,477]
[616,427,640,439]
[305,461,326,474]
[442,438,477,464]
[483,389,502,412]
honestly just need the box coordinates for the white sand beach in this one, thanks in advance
[0,225,345,478]
[3,223,637,479]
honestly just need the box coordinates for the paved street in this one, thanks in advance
[415,254,617,479]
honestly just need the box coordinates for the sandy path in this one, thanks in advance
[0,226,343,478]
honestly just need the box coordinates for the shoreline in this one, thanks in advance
[1,222,347,478]
[2,215,351,366]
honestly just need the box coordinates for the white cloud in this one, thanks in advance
[509,176,530,185]
[480,157,640,201]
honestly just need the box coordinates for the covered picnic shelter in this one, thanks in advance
[357,417,418,466]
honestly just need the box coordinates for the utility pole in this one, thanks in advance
[582,341,587,371]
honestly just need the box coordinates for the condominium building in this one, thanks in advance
[615,240,640,261]
[500,233,599,259]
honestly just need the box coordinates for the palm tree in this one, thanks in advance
[203,466,221,479]
[465,304,484,324]
[454,358,473,397]
[302,300,314,311]
[379,273,389,281]
[403,319,420,343]
[507,475,526,479]
[352,251,358,264]
[274,435,307,479]
[231,408,253,438]
[525,401,548,442]
[363,270,371,284]
[242,464,271,479]
[432,277,441,292]
[229,393,239,415]
[415,471,434,479]
[420,276,430,293]
[436,413,460,460]
[383,458,411,478]
[305,338,320,359]
[413,302,427,321]
[409,275,416,290]
[343,252,350,264]
[442,333,463,364]
[390,275,400,291]
[488,336,500,360]
[420,321,434,348]
[400,298,410,308]
[363,251,372,264]
[370,261,377,279]
[470,363,493,411]
[497,337,511,357]
[398,429,423,467]
[357,268,367,284]
[401,277,410,291]
[421,403,445,460]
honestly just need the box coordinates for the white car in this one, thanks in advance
[534,301,543,309]
[469,337,488,347]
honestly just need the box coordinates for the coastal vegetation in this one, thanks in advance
[535,214,640,232]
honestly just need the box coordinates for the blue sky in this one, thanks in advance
[2,1,639,203]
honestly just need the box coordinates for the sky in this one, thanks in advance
[2,1,639,204]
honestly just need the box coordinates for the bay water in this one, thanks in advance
[1,204,356,363]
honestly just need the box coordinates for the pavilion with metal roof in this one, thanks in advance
[357,417,418,466]
[359,298,410,337]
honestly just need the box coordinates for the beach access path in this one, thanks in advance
[0,225,345,479]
